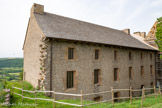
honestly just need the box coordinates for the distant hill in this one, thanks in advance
[0,58,23,68]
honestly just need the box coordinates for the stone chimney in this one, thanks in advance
[122,29,130,35]
[31,3,44,17]
[133,32,146,38]
[140,32,146,38]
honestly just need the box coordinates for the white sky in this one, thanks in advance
[0,0,161,58]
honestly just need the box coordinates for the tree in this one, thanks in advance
[156,17,162,59]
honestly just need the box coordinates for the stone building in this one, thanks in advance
[131,21,162,88]
[23,3,158,100]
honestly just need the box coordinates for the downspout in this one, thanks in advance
[155,52,157,87]
[50,40,53,95]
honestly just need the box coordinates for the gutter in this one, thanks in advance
[50,41,53,95]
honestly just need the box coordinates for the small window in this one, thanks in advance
[68,48,74,59]
[95,50,99,59]
[67,71,75,89]
[150,82,154,87]
[129,67,132,80]
[141,85,144,89]
[150,53,152,60]
[114,68,119,81]
[94,96,101,101]
[141,66,144,77]
[114,92,120,102]
[141,53,143,60]
[150,65,153,75]
[129,52,132,60]
[94,69,100,84]
[114,51,117,60]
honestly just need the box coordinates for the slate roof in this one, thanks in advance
[34,12,157,51]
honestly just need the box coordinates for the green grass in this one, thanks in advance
[3,81,162,108]
[8,73,20,75]
[0,80,4,91]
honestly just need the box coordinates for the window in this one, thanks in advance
[94,96,101,101]
[150,65,153,75]
[114,92,120,102]
[150,82,154,87]
[141,53,143,60]
[141,85,144,95]
[114,51,117,60]
[141,66,144,77]
[95,50,99,59]
[94,69,100,84]
[68,48,74,59]
[114,68,119,81]
[141,85,144,89]
[150,53,152,60]
[129,52,132,60]
[129,67,132,80]
[67,71,75,89]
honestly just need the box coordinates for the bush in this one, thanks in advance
[0,91,6,103]
[19,72,23,80]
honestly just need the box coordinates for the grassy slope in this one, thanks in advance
[0,58,23,81]
[3,81,162,108]
[0,58,23,68]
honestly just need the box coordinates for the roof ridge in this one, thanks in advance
[43,12,123,33]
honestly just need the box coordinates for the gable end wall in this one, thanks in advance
[23,15,45,88]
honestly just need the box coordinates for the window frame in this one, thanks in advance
[150,65,153,75]
[93,96,102,101]
[141,53,143,60]
[150,82,154,87]
[141,66,144,77]
[94,69,100,85]
[68,48,74,60]
[66,71,75,89]
[129,67,133,80]
[114,51,117,61]
[114,68,119,82]
[114,92,120,102]
[95,49,99,59]
[150,53,152,61]
[129,52,132,60]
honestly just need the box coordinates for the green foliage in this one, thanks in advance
[0,58,23,68]
[0,80,6,105]
[156,17,162,52]
[0,91,6,103]
[0,80,4,91]
[19,72,23,80]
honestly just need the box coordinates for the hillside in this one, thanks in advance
[0,58,23,81]
[0,58,23,68]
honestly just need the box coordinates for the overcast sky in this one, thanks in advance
[0,0,161,58]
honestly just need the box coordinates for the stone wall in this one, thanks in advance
[44,40,156,100]
[23,13,46,88]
